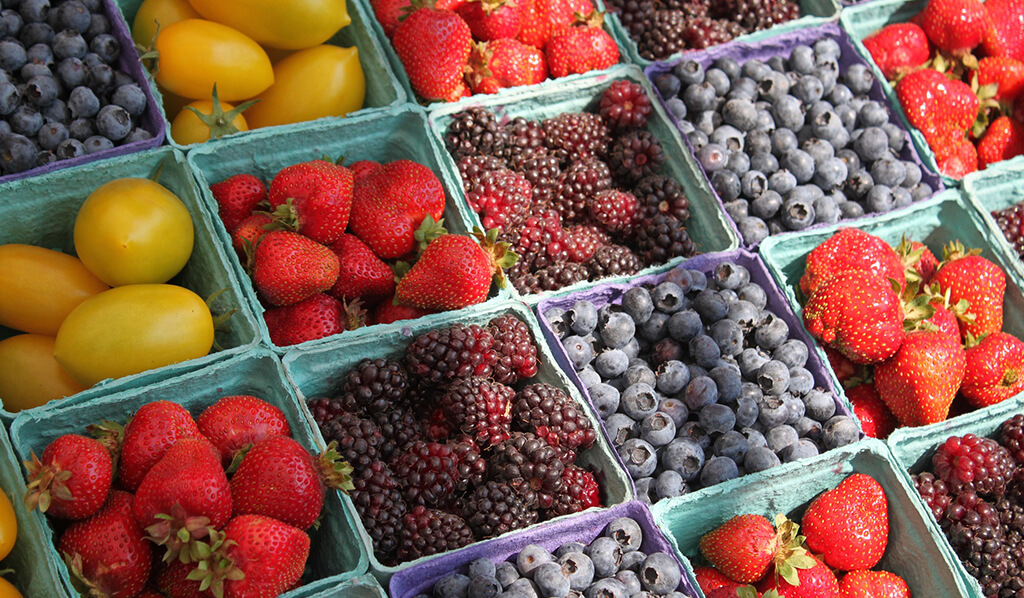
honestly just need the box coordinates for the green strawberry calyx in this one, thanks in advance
[146,505,215,564]
[470,226,518,289]
[23,451,70,514]
[86,420,125,471]
[771,514,816,587]
[186,530,241,598]
[318,441,356,493]
[894,235,927,285]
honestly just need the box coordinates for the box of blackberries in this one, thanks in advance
[646,22,943,247]
[964,158,1024,283]
[535,248,860,505]
[429,64,740,304]
[280,299,633,581]
[388,500,701,598]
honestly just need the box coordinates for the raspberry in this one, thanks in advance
[637,10,689,61]
[448,437,487,491]
[913,471,952,521]
[488,314,539,385]
[588,189,640,234]
[934,434,1016,498]
[438,377,515,448]
[993,204,1024,258]
[504,116,547,164]
[530,261,592,293]
[683,16,744,49]
[464,167,534,230]
[404,324,499,384]
[338,357,409,416]
[397,506,474,562]
[490,432,566,508]
[599,80,653,131]
[350,461,408,563]
[548,464,601,516]
[608,130,665,184]
[514,384,597,458]
[464,480,539,539]
[393,441,461,508]
[565,224,610,263]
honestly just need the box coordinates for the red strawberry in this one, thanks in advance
[267,160,354,246]
[848,383,898,440]
[252,230,340,307]
[157,560,213,598]
[932,241,1006,338]
[372,296,436,324]
[24,434,112,520]
[803,270,905,365]
[349,159,382,183]
[896,69,978,139]
[977,115,1024,168]
[196,395,291,469]
[231,212,273,259]
[694,566,739,592]
[58,490,152,598]
[465,39,548,95]
[839,570,911,598]
[544,13,619,78]
[960,331,1024,407]
[935,133,979,177]
[823,346,862,385]
[327,233,397,303]
[802,474,888,571]
[133,438,232,562]
[708,586,761,598]
[516,0,547,47]
[922,292,963,343]
[699,514,779,584]
[799,228,906,298]
[264,292,346,346]
[371,0,412,38]
[918,0,988,51]
[230,436,353,530]
[218,515,309,598]
[875,329,966,426]
[392,3,473,102]
[395,229,517,310]
[210,174,267,234]
[982,0,1024,61]
[457,0,521,40]
[978,56,1024,102]
[895,237,938,284]
[862,23,931,80]
[758,553,840,598]
[119,401,203,492]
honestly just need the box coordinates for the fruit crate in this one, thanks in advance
[112,0,405,148]
[186,103,495,354]
[7,348,369,598]
[645,21,944,249]
[0,0,164,186]
[388,500,700,598]
[428,63,741,306]
[651,437,976,597]
[962,157,1024,285]
[308,573,388,598]
[0,146,259,425]
[280,298,634,583]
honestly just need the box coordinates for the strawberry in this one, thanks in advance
[895,237,938,284]
[196,395,291,470]
[823,345,863,385]
[874,329,966,426]
[799,228,906,298]
[896,69,978,139]
[133,438,232,562]
[839,570,911,598]
[156,560,213,598]
[803,270,905,365]
[465,39,548,95]
[251,230,340,307]
[918,0,988,51]
[457,0,521,40]
[119,400,203,493]
[932,241,1006,338]
[848,383,898,439]
[392,2,473,102]
[921,291,963,343]
[58,490,152,598]
[327,233,396,303]
[978,56,1024,102]
[267,160,354,246]
[231,212,273,259]
[516,0,547,47]
[215,515,309,598]
[977,115,1024,168]
[699,514,779,584]
[982,0,1024,61]
[758,553,840,598]
[209,174,267,234]
[349,159,382,183]
[935,134,979,177]
[862,23,931,80]
[960,331,1024,407]
[24,434,112,520]
[802,474,888,571]
[230,436,353,530]
[708,585,760,598]
[372,295,436,324]
[395,228,516,310]
[694,566,739,592]
[371,0,412,38]
[544,12,619,78]
[264,292,346,346]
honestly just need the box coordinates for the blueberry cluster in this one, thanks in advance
[544,263,859,503]
[653,37,935,244]
[0,0,152,175]
[423,517,688,598]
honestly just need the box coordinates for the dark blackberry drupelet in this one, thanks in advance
[404,323,499,384]
[549,464,601,517]
[913,471,952,521]
[941,491,1010,593]
[504,116,547,164]
[638,10,689,61]
[311,406,383,474]
[458,154,507,190]
[606,0,655,39]
[505,208,569,272]
[393,441,462,508]
[711,0,800,31]
[635,174,690,222]
[608,130,666,184]
[586,244,643,279]
[339,357,409,415]
[599,80,653,132]
[934,434,1016,498]
[532,261,592,293]
[553,158,613,224]
[635,214,698,264]
[1000,414,1024,462]
[463,480,539,539]
[350,461,408,562]
[993,204,1024,259]
[397,506,475,562]
[514,383,597,458]
[565,224,611,263]
[683,16,744,49]
[515,153,561,206]
[464,167,533,230]
[490,432,566,509]
[438,376,516,448]
[445,106,507,161]
[542,112,611,165]
[449,437,488,491]
[488,314,539,385]
[371,407,422,463]
[588,189,640,235]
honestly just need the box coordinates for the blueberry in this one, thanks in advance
[800,389,835,422]
[0,39,26,72]
[87,61,115,93]
[585,537,623,579]
[754,108,775,131]
[68,85,100,118]
[700,403,737,435]
[639,553,681,594]
[620,549,648,573]
[742,59,772,82]
[55,137,86,159]
[866,184,895,213]
[507,578,539,598]
[589,383,620,418]
[738,348,770,380]
[653,73,681,100]
[687,129,709,150]
[758,70,791,101]
[780,149,813,184]
[843,63,874,95]
[750,152,780,175]
[712,169,741,201]
[566,301,598,336]
[844,168,874,200]
[745,445,781,472]
[0,133,36,174]
[883,122,906,151]
[96,104,132,141]
[562,335,594,370]
[901,160,922,188]
[728,77,758,102]
[767,171,797,196]
[622,287,653,325]
[783,392,806,423]
[771,127,799,156]
[815,66,838,96]
[9,105,42,137]
[634,477,655,506]
[714,430,749,463]
[674,60,705,86]
[822,415,859,449]
[605,413,638,447]
[20,21,53,47]
[811,110,843,143]
[746,129,772,155]
[753,313,788,350]
[85,12,110,39]
[710,124,744,151]
[665,97,687,122]
[788,45,815,74]
[814,194,842,224]
[787,366,815,396]
[678,421,711,451]
[36,121,67,151]
[726,150,751,175]
[496,561,521,588]
[758,395,790,428]
[772,94,805,130]
[854,126,889,161]
[518,545,554,578]
[700,455,739,486]
[736,216,769,245]
[112,84,147,117]
[794,416,823,439]
[910,182,934,201]
[625,363,657,387]
[595,349,629,380]
[682,375,717,410]
[620,437,658,478]
[693,110,721,135]
[757,359,792,395]
[780,197,816,230]
[740,170,768,200]
[531,562,569,598]
[871,157,906,187]
[735,395,759,429]
[0,9,21,37]
[696,143,728,172]
[780,438,820,462]
[737,284,767,311]
[583,578,627,598]
[621,382,659,420]
[658,398,688,429]
[772,340,808,368]
[578,366,602,389]
[654,359,689,394]
[555,552,593,591]
[726,299,760,329]
[688,335,721,369]
[640,411,675,447]
[692,290,727,324]
[709,365,742,404]
[812,156,847,190]
[652,469,686,499]
[722,98,757,131]
[435,573,472,598]
[765,423,799,453]
[682,82,717,112]
[639,311,669,342]
[0,81,19,116]
[606,517,643,552]
[650,281,686,314]
[600,312,635,349]
[892,186,914,209]
[468,575,503,598]
[713,57,741,80]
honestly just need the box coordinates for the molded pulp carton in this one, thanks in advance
[8,349,369,598]
[962,157,1024,284]
[0,146,259,425]
[645,22,943,248]
[281,299,633,583]
[112,0,404,148]
[652,438,975,597]
[429,64,740,305]
[308,573,388,598]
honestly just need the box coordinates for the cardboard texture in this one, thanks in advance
[962,158,1024,288]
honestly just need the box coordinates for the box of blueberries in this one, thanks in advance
[645,22,942,247]
[962,157,1024,285]
[534,248,860,505]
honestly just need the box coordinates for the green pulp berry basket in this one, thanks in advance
[962,157,1024,285]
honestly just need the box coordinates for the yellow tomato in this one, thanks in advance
[0,245,108,335]
[171,100,249,144]
[131,0,200,47]
[0,487,14,562]
[54,284,215,387]
[0,334,86,412]
[154,19,273,101]
[245,45,364,129]
[187,0,351,50]
[73,178,194,287]
[0,577,21,598]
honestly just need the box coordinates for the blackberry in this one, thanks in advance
[542,112,611,165]
[548,464,601,517]
[608,130,666,184]
[606,0,655,39]
[404,323,499,385]
[599,80,652,132]
[514,383,597,458]
[565,224,611,263]
[515,153,561,206]
[637,10,689,61]
[712,0,799,31]
[350,461,408,562]
[393,441,462,508]
[488,314,540,385]
[445,106,507,161]
[397,505,475,562]
[588,189,640,235]
[504,116,546,164]
[371,407,422,463]
[505,208,570,271]
[458,154,507,190]
[463,480,539,539]
[586,244,642,279]
[913,471,952,521]
[683,17,744,49]
[532,261,592,293]
[663,0,710,15]
[934,434,1016,498]
[635,174,690,222]
[993,204,1024,258]
[1000,414,1024,463]
[635,214,697,264]
[312,407,383,474]
[339,357,409,416]
[438,376,516,448]
[464,167,533,230]
[449,437,488,491]
[554,158,613,224]
[511,270,541,295]
[490,432,566,508]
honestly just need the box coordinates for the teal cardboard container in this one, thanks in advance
[281,299,634,584]
[186,104,496,354]
[652,438,975,597]
[0,147,259,426]
[428,64,740,305]
[8,349,369,598]
[113,0,405,148]
[962,157,1024,284]
[307,573,387,598]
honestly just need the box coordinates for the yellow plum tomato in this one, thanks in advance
[0,334,88,412]
[170,99,250,144]
[187,0,351,50]
[0,578,23,598]
[131,0,201,47]
[0,486,14,562]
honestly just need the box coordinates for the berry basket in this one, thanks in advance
[428,64,740,305]
[307,573,388,598]
[112,0,405,148]
[186,103,494,354]
[7,348,369,598]
[280,298,633,583]
[0,146,259,425]
[388,500,700,598]
[651,437,975,597]
[962,157,1024,284]
[646,21,944,248]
